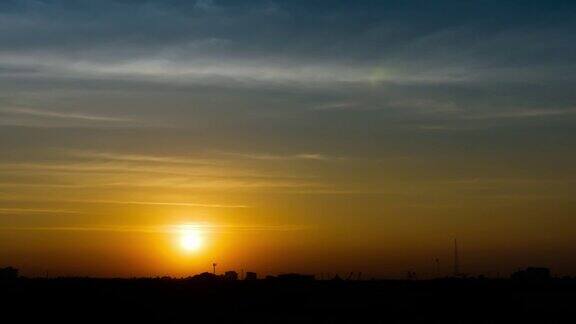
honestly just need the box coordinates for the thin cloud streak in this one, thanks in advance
[0,107,131,122]
[0,223,309,234]
[0,54,469,87]
[0,208,80,214]
[461,108,576,120]
[0,177,326,191]
[82,200,249,209]
[70,150,215,165]
[0,196,248,209]
[74,150,347,166]
[213,151,339,161]
[0,162,313,182]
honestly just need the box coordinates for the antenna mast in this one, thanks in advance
[454,239,459,277]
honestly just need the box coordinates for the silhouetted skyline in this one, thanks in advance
[1,0,576,278]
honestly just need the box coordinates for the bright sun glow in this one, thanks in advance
[180,227,203,252]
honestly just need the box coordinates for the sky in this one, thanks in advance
[1,0,576,278]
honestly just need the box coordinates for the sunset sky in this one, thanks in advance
[1,0,576,278]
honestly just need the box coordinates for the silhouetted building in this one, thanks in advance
[223,271,238,280]
[192,272,218,281]
[245,272,257,280]
[277,273,315,281]
[511,267,551,281]
[0,267,18,280]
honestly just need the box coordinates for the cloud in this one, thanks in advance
[213,150,340,161]
[0,53,465,87]
[71,149,337,166]
[69,150,213,165]
[193,0,218,11]
[0,0,573,129]
[462,108,576,120]
[0,195,248,209]
[73,200,248,209]
[0,223,309,234]
[0,147,328,192]
[311,102,359,111]
[0,1,574,216]
[0,207,80,214]
[311,98,461,113]
[0,106,131,122]
[0,163,323,190]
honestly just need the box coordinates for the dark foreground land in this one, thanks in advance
[2,278,576,323]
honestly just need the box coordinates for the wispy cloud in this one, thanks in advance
[94,178,326,190]
[213,151,342,161]
[0,53,469,88]
[462,108,576,120]
[415,124,490,131]
[438,177,576,186]
[69,150,215,165]
[0,223,309,234]
[0,160,314,181]
[75,149,346,164]
[75,200,248,209]
[0,177,327,191]
[0,208,80,214]
[311,102,360,111]
[0,196,248,209]
[0,107,131,122]
[311,99,460,113]
[0,148,328,192]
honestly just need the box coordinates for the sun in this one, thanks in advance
[180,228,203,252]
